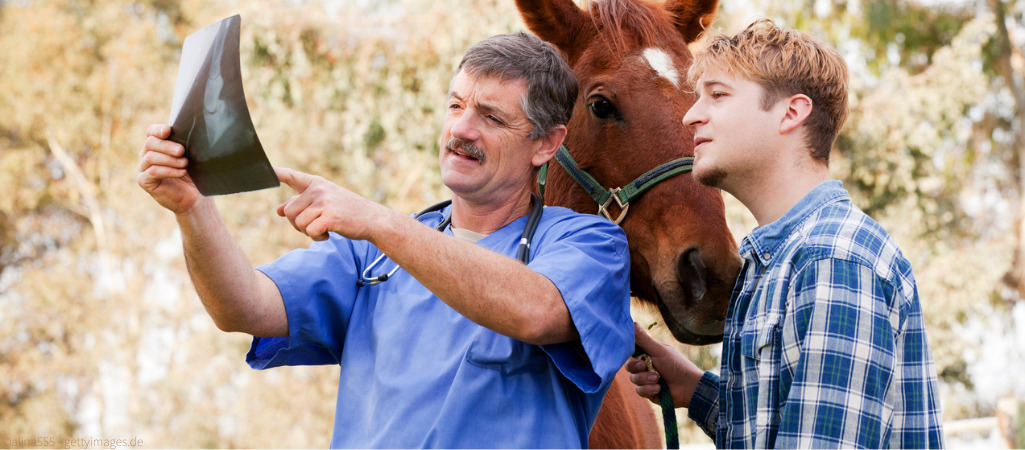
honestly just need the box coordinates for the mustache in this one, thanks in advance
[445,138,486,165]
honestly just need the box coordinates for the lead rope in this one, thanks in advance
[633,345,679,449]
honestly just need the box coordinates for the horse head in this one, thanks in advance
[518,0,742,344]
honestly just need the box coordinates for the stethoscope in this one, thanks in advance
[356,193,544,287]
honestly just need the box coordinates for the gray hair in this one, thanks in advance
[455,32,578,140]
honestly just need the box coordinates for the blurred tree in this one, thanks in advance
[989,0,1025,299]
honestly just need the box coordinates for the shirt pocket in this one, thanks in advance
[740,313,782,362]
[466,328,549,375]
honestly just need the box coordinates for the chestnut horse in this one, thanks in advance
[515,0,742,447]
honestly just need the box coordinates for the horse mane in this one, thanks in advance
[582,0,679,55]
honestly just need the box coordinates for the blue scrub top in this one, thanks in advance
[247,204,633,448]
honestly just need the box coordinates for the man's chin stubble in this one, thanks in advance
[695,167,727,189]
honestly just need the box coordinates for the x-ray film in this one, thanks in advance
[167,15,278,196]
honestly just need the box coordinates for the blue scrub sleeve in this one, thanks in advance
[530,218,633,394]
[246,235,368,369]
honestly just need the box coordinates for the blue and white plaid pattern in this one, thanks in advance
[687,181,944,448]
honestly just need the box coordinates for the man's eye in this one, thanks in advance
[487,115,503,125]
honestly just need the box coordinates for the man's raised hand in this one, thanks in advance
[137,124,202,215]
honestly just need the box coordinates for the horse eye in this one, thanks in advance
[588,97,619,120]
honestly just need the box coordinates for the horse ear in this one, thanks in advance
[516,0,592,59]
[663,0,719,44]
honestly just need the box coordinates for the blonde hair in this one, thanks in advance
[688,19,849,162]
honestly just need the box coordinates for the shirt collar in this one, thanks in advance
[739,180,848,265]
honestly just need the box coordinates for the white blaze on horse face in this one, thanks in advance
[642,48,679,88]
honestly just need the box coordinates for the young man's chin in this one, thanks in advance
[694,166,727,189]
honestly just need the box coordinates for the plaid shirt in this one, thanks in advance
[687,181,944,448]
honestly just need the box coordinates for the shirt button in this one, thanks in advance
[763,252,771,260]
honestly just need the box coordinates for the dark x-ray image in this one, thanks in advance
[167,15,278,196]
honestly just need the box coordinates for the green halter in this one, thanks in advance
[538,145,695,224]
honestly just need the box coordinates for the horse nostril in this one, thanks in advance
[677,248,707,300]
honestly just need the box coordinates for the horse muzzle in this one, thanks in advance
[648,247,737,345]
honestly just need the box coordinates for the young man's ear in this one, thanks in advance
[779,94,813,135]
[532,124,568,167]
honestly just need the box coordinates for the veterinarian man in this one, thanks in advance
[627,19,944,448]
[138,32,634,448]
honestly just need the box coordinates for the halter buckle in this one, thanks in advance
[598,188,630,225]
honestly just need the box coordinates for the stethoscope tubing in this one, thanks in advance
[357,193,542,287]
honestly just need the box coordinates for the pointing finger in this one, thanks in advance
[276,167,315,193]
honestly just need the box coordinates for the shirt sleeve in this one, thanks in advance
[687,371,721,440]
[775,258,898,448]
[530,216,634,394]
[890,294,946,449]
[246,235,368,369]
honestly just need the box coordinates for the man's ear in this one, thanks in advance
[779,94,813,135]
[532,124,568,167]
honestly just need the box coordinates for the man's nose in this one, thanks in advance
[682,103,706,127]
[449,111,482,142]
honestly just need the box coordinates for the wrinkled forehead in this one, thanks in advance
[448,69,525,96]
[447,70,528,116]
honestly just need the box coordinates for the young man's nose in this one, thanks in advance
[682,103,706,127]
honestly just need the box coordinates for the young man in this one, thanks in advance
[627,19,944,448]
[138,32,634,448]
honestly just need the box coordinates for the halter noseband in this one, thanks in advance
[537,145,694,224]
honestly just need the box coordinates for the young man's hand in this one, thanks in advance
[625,322,706,408]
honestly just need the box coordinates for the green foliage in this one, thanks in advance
[838,14,993,236]
[862,1,974,73]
